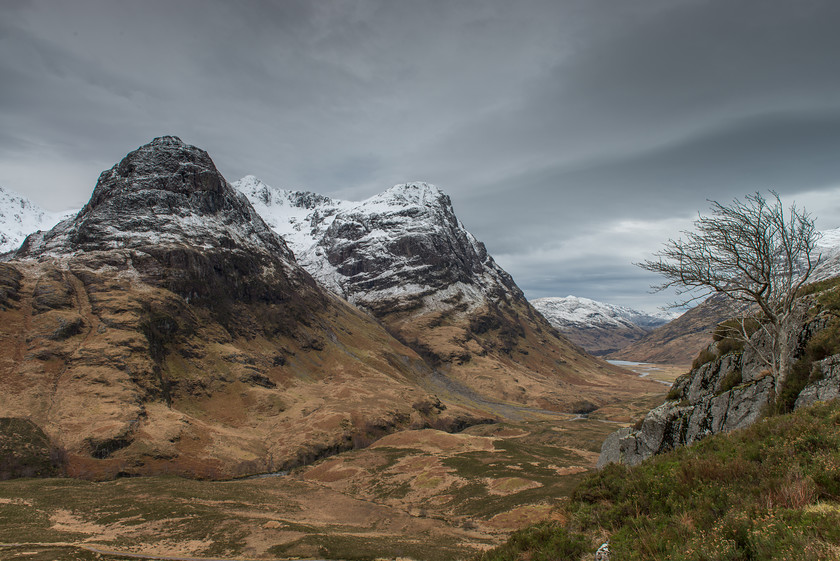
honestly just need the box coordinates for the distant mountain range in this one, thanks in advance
[531,296,676,356]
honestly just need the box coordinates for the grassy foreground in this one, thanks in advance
[477,400,840,561]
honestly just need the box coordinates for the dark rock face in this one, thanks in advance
[795,354,840,408]
[305,183,522,314]
[598,297,836,468]
[17,136,323,333]
[19,136,294,261]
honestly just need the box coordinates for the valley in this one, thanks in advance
[0,398,668,561]
[0,137,674,560]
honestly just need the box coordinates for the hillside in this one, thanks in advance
[477,399,840,561]
[0,137,661,481]
[531,296,673,355]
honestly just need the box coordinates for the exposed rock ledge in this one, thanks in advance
[598,301,838,468]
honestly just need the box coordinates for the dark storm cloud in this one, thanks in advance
[2,0,840,311]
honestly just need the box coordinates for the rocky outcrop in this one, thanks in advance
[794,354,840,408]
[598,294,838,468]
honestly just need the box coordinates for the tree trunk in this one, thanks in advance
[773,317,794,396]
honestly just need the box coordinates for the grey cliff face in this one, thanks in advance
[598,298,837,468]
[794,354,840,408]
[302,183,522,315]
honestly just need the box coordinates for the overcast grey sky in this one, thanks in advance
[3,0,840,312]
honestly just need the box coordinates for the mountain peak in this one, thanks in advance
[17,137,294,263]
[85,136,223,213]
[373,182,448,208]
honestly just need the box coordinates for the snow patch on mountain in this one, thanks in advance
[531,296,676,331]
[0,186,77,253]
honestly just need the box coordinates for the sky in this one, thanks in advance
[3,0,840,312]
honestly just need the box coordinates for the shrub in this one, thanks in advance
[691,348,717,370]
[475,401,840,561]
[474,521,587,561]
[717,368,742,395]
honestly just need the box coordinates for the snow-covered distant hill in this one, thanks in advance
[0,186,77,253]
[814,226,840,280]
[531,296,677,355]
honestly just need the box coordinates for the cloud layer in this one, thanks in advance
[3,0,840,311]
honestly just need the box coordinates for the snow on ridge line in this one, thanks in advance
[531,295,676,330]
[231,176,454,258]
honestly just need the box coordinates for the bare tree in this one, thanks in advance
[639,192,821,395]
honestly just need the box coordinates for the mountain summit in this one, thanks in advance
[19,136,294,263]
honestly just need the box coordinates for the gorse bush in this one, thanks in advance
[475,400,840,561]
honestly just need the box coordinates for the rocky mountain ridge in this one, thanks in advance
[0,137,660,479]
[234,176,520,315]
[531,295,675,355]
[2,136,490,479]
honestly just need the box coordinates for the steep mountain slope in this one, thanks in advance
[2,137,482,479]
[235,177,662,413]
[531,296,673,355]
[0,186,75,253]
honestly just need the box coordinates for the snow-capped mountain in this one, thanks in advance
[5,136,490,479]
[532,296,674,330]
[0,186,76,253]
[234,176,652,413]
[234,176,519,314]
[531,296,676,355]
